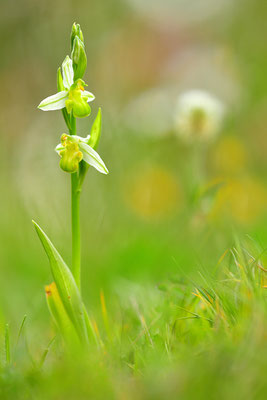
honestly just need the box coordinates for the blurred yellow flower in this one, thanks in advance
[210,177,267,224]
[211,136,247,174]
[124,166,183,219]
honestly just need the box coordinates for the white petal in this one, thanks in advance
[55,143,64,155]
[38,91,68,111]
[81,90,95,103]
[79,142,108,174]
[62,56,74,89]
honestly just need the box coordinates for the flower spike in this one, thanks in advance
[35,23,109,346]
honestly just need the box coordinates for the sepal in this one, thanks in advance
[38,91,68,111]
[79,142,108,174]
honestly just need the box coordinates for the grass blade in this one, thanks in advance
[16,315,27,347]
[5,324,10,364]
[39,336,56,369]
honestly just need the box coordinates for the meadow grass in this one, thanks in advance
[0,236,266,400]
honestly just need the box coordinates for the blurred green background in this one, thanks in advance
[0,0,266,334]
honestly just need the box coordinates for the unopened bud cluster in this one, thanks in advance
[71,23,87,81]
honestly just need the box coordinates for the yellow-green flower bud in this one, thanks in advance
[59,140,83,173]
[71,23,84,50]
[65,79,91,118]
[71,36,87,80]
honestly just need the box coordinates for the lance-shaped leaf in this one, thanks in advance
[33,221,88,344]
[88,108,102,150]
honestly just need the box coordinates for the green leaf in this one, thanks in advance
[88,108,102,150]
[32,221,88,344]
[45,282,79,344]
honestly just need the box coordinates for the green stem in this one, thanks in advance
[69,115,81,290]
[71,174,81,289]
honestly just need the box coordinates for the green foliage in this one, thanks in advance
[0,243,266,399]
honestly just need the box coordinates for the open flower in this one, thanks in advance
[38,56,94,118]
[55,134,109,174]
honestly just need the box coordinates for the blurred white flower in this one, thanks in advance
[174,90,225,143]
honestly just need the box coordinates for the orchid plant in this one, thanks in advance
[33,23,108,346]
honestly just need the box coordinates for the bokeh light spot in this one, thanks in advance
[124,166,183,219]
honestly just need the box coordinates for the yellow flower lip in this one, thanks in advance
[59,141,83,173]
